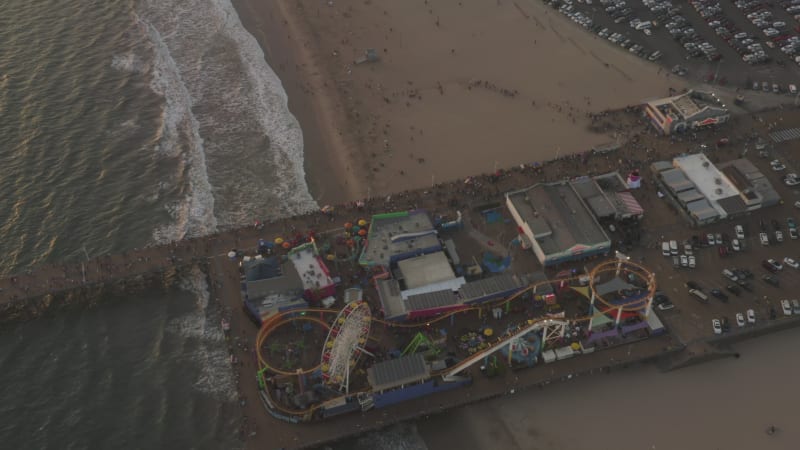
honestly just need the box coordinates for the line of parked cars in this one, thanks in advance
[551,0,658,60]
[711,309,756,334]
[759,216,798,245]
[735,0,800,64]
[661,239,696,268]
[780,299,800,316]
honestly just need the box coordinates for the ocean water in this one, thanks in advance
[0,0,315,447]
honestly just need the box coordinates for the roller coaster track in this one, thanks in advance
[254,258,656,418]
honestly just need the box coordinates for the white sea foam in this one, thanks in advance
[134,12,218,242]
[165,266,236,401]
[137,0,317,235]
[110,52,150,75]
[212,0,318,214]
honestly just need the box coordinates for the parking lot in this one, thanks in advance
[545,0,800,93]
[626,123,800,343]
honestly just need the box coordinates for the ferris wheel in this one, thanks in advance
[320,301,372,393]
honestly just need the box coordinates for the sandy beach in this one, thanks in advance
[233,0,687,205]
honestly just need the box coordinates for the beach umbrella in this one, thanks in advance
[274,237,284,245]
[352,225,360,233]
[346,239,355,248]
[326,254,336,261]
[344,222,353,229]
[353,236,362,243]
[282,241,291,249]
[358,229,367,237]
[357,219,367,227]
[483,328,493,337]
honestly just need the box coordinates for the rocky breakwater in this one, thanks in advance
[0,242,211,324]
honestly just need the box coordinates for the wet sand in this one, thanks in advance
[234,0,687,205]
[418,326,800,450]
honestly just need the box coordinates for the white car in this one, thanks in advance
[707,233,716,245]
[736,313,746,327]
[747,309,756,324]
[760,232,770,245]
[795,201,800,209]
[784,257,799,269]
[712,319,722,334]
[791,229,799,240]
[768,258,784,270]
[731,239,741,251]
[785,173,800,186]
[688,255,696,268]
[735,225,745,240]
[680,255,689,267]
[772,161,786,171]
[781,299,793,315]
[776,230,784,242]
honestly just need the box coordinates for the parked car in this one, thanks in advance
[712,318,722,334]
[760,232,770,245]
[688,255,696,268]
[726,284,742,295]
[768,258,784,270]
[736,313,746,327]
[732,239,741,251]
[722,269,739,281]
[721,317,730,332]
[791,228,798,240]
[680,254,689,267]
[690,289,709,303]
[711,289,729,302]
[793,299,800,314]
[735,225,745,239]
[781,299,793,315]
[776,230,784,242]
[706,233,716,245]
[735,268,753,279]
[763,260,779,273]
[763,274,780,287]
[747,309,756,323]
[670,240,679,255]
[784,257,799,269]
[657,301,675,311]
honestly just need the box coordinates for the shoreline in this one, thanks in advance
[232,0,689,208]
[231,0,365,206]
